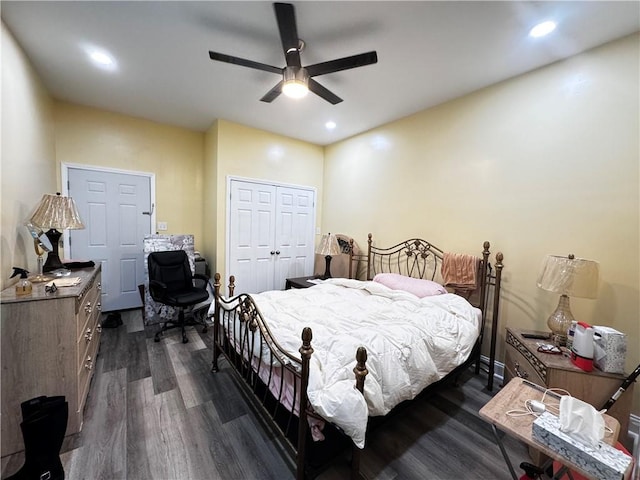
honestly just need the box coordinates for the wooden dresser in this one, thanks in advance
[1,266,102,457]
[504,327,634,444]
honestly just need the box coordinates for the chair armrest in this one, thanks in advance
[193,273,209,289]
[193,273,209,282]
[149,279,167,299]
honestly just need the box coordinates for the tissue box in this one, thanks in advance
[532,412,632,480]
[593,326,627,374]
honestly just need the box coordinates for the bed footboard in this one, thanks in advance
[211,273,369,480]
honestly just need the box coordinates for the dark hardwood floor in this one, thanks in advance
[2,309,531,480]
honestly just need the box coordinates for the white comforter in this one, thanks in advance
[248,278,481,449]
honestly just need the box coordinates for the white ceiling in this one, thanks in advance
[2,1,638,146]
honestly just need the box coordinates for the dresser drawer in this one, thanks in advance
[504,343,545,386]
[504,330,546,386]
[77,306,101,373]
[77,341,98,418]
[76,274,101,339]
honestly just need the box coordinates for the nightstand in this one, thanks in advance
[504,327,634,445]
[285,275,322,290]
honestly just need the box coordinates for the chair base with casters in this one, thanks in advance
[153,299,209,344]
[147,250,211,344]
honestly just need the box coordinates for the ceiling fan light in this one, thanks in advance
[283,81,308,99]
[282,66,309,99]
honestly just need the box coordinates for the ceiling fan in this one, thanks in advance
[208,2,378,105]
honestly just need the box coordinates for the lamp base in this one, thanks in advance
[551,333,568,347]
[321,255,333,280]
[42,229,67,273]
[547,294,574,347]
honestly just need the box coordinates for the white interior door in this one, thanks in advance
[67,167,152,312]
[273,186,315,290]
[228,178,315,294]
[228,180,277,294]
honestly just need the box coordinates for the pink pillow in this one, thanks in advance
[373,273,447,297]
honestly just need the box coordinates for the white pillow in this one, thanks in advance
[372,273,447,297]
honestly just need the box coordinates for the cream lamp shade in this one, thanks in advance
[537,254,599,345]
[316,233,341,279]
[28,193,85,272]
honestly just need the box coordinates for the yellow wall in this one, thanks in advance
[0,22,56,290]
[211,119,325,282]
[324,34,639,413]
[53,102,205,251]
[202,120,219,274]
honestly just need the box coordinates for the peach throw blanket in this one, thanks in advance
[441,253,480,291]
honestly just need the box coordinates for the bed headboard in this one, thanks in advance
[349,233,496,310]
[351,233,447,281]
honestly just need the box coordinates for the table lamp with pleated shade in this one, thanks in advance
[28,193,85,272]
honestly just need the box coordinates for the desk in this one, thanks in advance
[479,377,623,480]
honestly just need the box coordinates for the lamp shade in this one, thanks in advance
[537,254,599,299]
[316,233,341,257]
[29,193,85,230]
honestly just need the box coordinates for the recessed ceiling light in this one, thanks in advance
[325,121,336,130]
[529,21,557,38]
[83,45,118,71]
[90,51,113,66]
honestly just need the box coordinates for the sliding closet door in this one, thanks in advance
[228,178,316,294]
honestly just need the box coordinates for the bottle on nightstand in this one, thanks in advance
[566,320,576,349]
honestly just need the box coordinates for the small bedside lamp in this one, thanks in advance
[28,193,85,272]
[536,254,599,346]
[316,233,341,279]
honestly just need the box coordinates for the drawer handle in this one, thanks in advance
[514,361,529,379]
[96,324,103,333]
[97,282,102,291]
[84,328,93,342]
[96,302,102,312]
[84,356,93,371]
[84,302,92,314]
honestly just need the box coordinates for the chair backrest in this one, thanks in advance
[147,250,192,293]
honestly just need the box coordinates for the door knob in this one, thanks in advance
[270,251,275,255]
[275,251,280,255]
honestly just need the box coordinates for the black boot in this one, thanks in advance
[7,396,68,480]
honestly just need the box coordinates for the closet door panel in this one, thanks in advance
[274,186,315,289]
[229,181,277,293]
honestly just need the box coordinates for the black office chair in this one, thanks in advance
[147,250,210,344]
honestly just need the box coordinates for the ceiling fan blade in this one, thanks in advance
[260,81,283,103]
[308,78,342,105]
[209,51,282,75]
[306,51,378,77]
[274,3,301,67]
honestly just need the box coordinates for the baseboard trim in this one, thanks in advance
[480,354,504,386]
[479,354,638,455]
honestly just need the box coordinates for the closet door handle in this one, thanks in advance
[275,251,280,255]
[270,251,275,255]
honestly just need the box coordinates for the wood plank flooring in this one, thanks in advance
[2,309,532,479]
